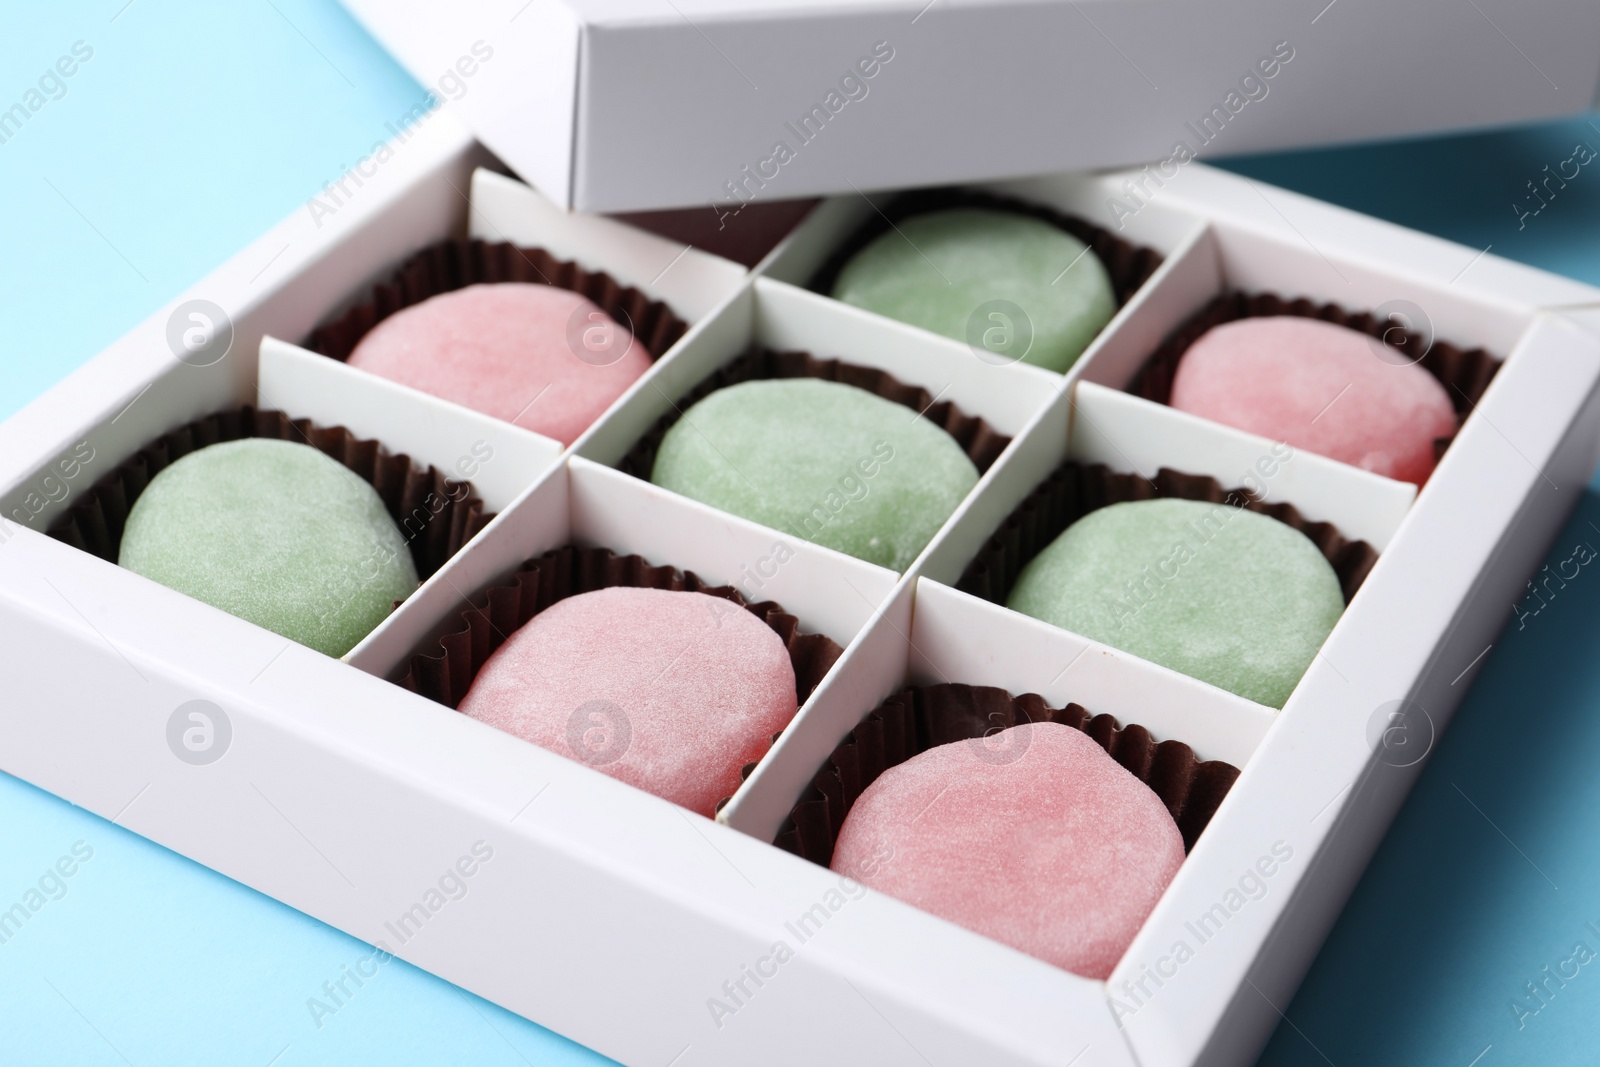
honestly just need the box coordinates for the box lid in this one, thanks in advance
[344,0,1600,213]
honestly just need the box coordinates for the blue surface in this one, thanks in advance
[3,4,1600,1064]
[0,1,427,424]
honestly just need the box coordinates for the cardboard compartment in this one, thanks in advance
[756,176,1208,375]
[286,166,752,451]
[724,572,1273,847]
[905,383,1397,729]
[2,327,552,670]
[349,454,899,683]
[573,275,1064,574]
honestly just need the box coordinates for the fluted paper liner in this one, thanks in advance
[618,346,1014,481]
[806,186,1164,309]
[958,461,1379,606]
[398,545,845,712]
[305,238,690,364]
[1129,291,1500,465]
[48,406,491,581]
[773,682,1240,866]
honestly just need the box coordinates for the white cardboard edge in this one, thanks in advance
[468,167,749,322]
[750,276,1063,435]
[568,455,901,644]
[345,0,1600,211]
[910,579,1273,771]
[1072,382,1417,552]
[718,573,915,840]
[257,337,564,514]
[347,455,903,682]
[1118,163,1600,317]
[345,460,573,679]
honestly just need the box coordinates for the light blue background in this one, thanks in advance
[3,3,1599,1064]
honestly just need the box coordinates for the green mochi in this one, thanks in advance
[119,438,419,658]
[651,378,980,571]
[830,208,1117,373]
[1006,498,1345,708]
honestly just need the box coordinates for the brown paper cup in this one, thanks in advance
[617,346,1014,481]
[48,406,491,582]
[774,682,1241,866]
[805,187,1164,308]
[398,544,845,711]
[957,461,1379,607]
[304,238,691,364]
[1128,291,1501,465]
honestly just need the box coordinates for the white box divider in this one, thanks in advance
[255,339,565,667]
[908,579,1272,772]
[258,337,563,515]
[723,571,1274,841]
[469,168,750,322]
[1070,382,1416,551]
[1101,163,1600,320]
[348,454,899,683]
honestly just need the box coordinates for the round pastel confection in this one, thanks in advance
[831,721,1184,978]
[1007,499,1343,708]
[118,438,418,658]
[458,587,797,817]
[1169,316,1457,485]
[650,378,979,572]
[346,282,653,446]
[830,208,1117,373]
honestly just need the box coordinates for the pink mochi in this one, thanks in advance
[346,282,653,446]
[1169,316,1457,485]
[831,722,1184,979]
[458,587,798,817]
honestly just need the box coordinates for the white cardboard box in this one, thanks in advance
[5,113,1600,1066]
[336,0,1600,211]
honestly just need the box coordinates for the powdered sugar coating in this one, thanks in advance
[1169,316,1457,484]
[118,438,418,658]
[346,282,652,446]
[1007,499,1344,708]
[830,208,1117,373]
[458,587,798,817]
[831,722,1184,978]
[651,378,979,571]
